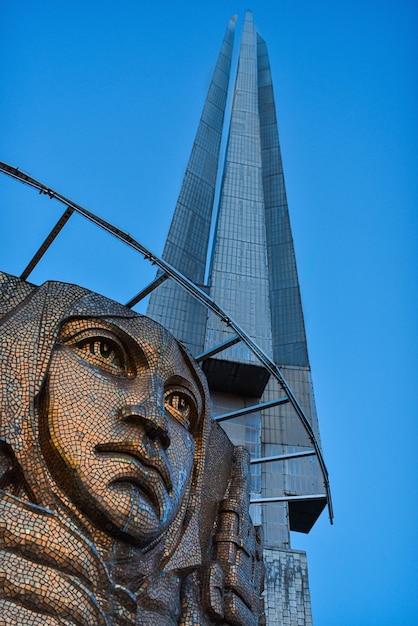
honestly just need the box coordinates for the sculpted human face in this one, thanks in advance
[41,316,202,547]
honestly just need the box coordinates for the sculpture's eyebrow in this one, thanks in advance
[59,318,129,342]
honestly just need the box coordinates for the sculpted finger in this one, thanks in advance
[0,490,110,589]
[223,564,257,612]
[223,591,258,626]
[0,551,110,626]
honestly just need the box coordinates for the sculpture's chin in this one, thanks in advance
[105,480,174,545]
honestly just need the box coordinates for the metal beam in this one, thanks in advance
[195,335,241,361]
[20,207,74,280]
[214,396,290,423]
[0,161,333,523]
[125,273,169,308]
[250,449,316,465]
[251,494,327,504]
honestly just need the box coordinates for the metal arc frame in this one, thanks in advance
[0,161,333,523]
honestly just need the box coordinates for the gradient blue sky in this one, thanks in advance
[1,2,417,624]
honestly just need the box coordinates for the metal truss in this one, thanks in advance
[0,161,333,523]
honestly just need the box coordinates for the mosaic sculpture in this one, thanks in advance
[0,271,265,625]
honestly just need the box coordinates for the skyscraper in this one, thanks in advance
[147,11,330,625]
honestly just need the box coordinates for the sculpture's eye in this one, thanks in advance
[87,339,124,368]
[62,329,134,378]
[164,389,197,430]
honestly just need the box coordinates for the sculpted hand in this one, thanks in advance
[203,447,265,626]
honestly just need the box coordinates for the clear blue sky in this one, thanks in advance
[1,1,417,624]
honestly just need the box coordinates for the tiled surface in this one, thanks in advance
[0,272,265,625]
[147,17,236,357]
[264,549,313,626]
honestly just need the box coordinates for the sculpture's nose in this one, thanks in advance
[119,402,170,450]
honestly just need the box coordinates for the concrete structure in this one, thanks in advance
[148,11,328,625]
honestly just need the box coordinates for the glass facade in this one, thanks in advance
[147,16,236,356]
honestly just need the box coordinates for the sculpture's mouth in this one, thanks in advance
[95,441,173,516]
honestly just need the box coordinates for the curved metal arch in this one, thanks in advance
[0,161,333,523]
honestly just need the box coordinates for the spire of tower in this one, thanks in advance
[257,34,309,367]
[205,10,274,365]
[160,16,236,282]
[146,14,328,623]
[147,17,236,353]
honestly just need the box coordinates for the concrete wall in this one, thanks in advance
[263,548,313,626]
